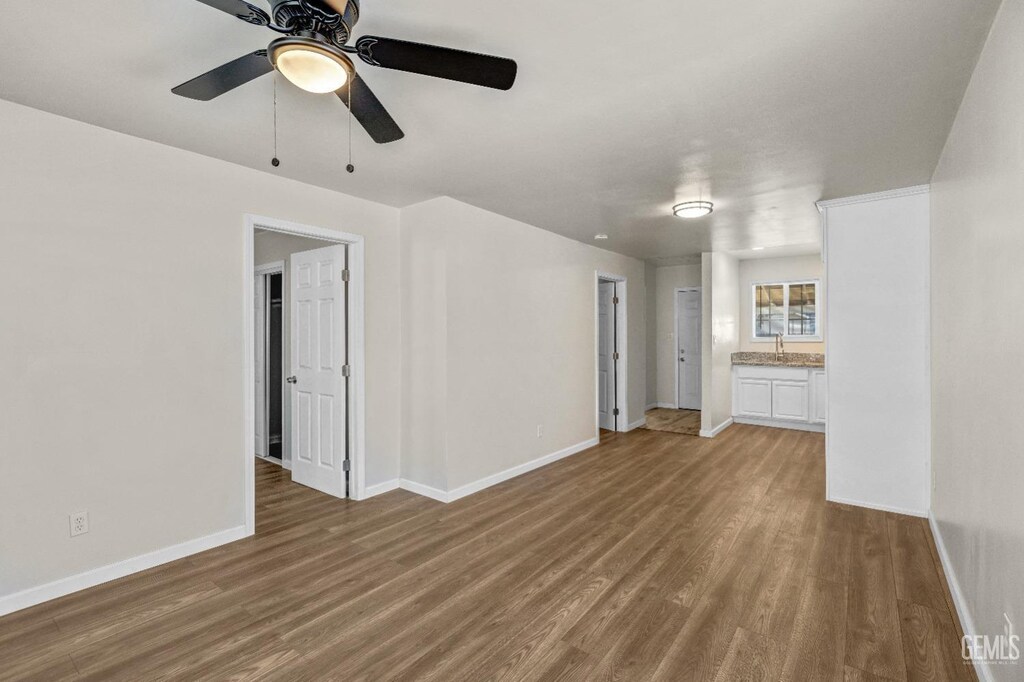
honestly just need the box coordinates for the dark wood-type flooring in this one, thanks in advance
[1,425,976,681]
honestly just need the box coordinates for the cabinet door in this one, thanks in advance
[772,380,809,421]
[736,378,772,418]
[810,371,827,424]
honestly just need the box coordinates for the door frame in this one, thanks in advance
[243,214,367,537]
[674,287,702,410]
[254,260,285,467]
[594,272,628,436]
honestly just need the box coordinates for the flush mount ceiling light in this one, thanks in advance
[594,234,609,240]
[269,36,353,94]
[672,201,714,219]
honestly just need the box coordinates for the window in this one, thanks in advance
[753,280,819,340]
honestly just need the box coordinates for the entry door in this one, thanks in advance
[289,245,348,498]
[676,289,702,410]
[598,281,617,430]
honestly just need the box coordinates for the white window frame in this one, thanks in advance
[751,279,822,343]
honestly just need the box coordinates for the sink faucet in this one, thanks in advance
[775,333,785,361]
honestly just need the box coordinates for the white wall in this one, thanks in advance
[738,255,826,354]
[400,197,647,494]
[701,253,739,435]
[253,230,337,466]
[653,264,703,407]
[0,99,402,600]
[822,189,930,516]
[930,0,1024,671]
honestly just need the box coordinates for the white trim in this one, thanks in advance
[399,479,450,503]
[928,513,991,682]
[673,286,702,410]
[654,402,679,409]
[364,479,401,498]
[400,437,600,505]
[825,495,928,518]
[815,184,930,211]
[733,416,826,433]
[699,418,733,438]
[254,260,285,276]
[626,418,646,431]
[595,272,629,435]
[244,214,369,540]
[0,526,246,617]
[645,402,659,411]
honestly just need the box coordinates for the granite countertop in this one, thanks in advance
[731,351,825,368]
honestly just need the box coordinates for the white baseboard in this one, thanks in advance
[732,416,826,433]
[364,478,400,498]
[626,418,646,431]
[399,478,450,503]
[0,525,248,618]
[655,402,678,409]
[826,495,928,518]
[928,513,990,682]
[400,437,600,505]
[700,418,734,438]
[645,402,659,411]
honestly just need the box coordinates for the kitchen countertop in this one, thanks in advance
[731,352,825,369]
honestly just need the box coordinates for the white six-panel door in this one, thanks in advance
[676,289,702,410]
[290,245,348,498]
[598,281,616,430]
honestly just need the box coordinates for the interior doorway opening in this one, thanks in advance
[255,264,285,466]
[596,272,628,440]
[244,215,368,537]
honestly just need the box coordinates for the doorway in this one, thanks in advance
[675,287,702,410]
[254,263,285,465]
[244,215,368,537]
[596,273,628,437]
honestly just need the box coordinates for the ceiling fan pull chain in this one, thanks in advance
[271,75,281,168]
[346,80,355,174]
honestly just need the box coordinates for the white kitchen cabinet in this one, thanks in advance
[810,370,827,424]
[772,380,810,421]
[735,378,772,418]
[732,364,825,432]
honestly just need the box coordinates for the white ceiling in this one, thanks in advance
[0,1,999,260]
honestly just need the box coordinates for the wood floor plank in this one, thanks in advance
[846,509,907,681]
[898,600,976,682]
[0,427,971,681]
[778,576,848,682]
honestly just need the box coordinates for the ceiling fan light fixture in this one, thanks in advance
[673,201,714,219]
[270,37,352,94]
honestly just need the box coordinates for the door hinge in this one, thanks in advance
[342,364,351,378]
[612,296,619,305]
[341,268,350,282]
[613,408,620,416]
[613,352,620,361]
[343,460,351,473]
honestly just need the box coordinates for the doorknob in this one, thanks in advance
[286,376,298,384]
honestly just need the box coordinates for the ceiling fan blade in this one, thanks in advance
[355,36,517,91]
[172,50,273,101]
[192,0,271,25]
[336,75,404,144]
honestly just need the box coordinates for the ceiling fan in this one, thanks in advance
[172,0,518,144]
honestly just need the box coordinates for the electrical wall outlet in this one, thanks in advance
[536,425,544,438]
[70,511,89,537]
